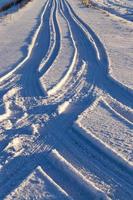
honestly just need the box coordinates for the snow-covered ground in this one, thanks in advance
[5,166,72,200]
[74,97,133,165]
[68,0,133,90]
[0,0,46,76]
[91,0,133,21]
[0,0,133,199]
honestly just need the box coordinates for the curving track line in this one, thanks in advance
[39,0,61,77]
[62,0,133,108]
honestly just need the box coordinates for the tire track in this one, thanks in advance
[63,0,133,109]
[0,0,132,199]
[39,0,61,77]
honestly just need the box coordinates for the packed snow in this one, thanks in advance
[0,0,132,199]
[5,166,72,200]
[74,98,133,165]
[68,0,133,90]
[91,0,133,21]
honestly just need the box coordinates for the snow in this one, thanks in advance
[91,0,133,21]
[0,0,47,77]
[67,0,133,90]
[0,87,19,131]
[0,0,133,199]
[74,97,133,165]
[50,149,109,200]
[40,2,76,95]
[5,136,23,156]
[5,166,72,200]
[57,101,70,114]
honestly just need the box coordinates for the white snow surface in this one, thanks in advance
[40,3,75,94]
[75,98,133,165]
[91,0,133,21]
[5,166,72,200]
[67,0,133,90]
[0,0,47,76]
[0,0,133,199]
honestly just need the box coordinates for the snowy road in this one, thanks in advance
[0,0,133,199]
